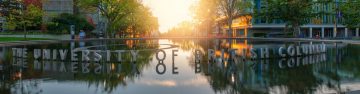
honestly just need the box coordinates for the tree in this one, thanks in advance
[46,13,95,34]
[128,5,159,38]
[78,0,139,38]
[258,0,313,37]
[0,0,22,17]
[340,0,360,28]
[0,0,43,39]
[78,0,159,38]
[162,21,195,37]
[0,0,22,30]
[19,4,43,39]
[218,0,252,37]
[192,0,219,35]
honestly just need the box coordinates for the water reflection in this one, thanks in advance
[0,39,359,94]
[1,40,159,94]
[181,39,360,94]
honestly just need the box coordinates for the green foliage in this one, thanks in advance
[3,14,18,30]
[192,0,219,34]
[259,0,313,25]
[218,0,253,36]
[1,2,43,31]
[162,21,195,37]
[77,0,159,38]
[340,0,360,28]
[258,0,313,36]
[0,0,22,17]
[46,13,95,34]
[192,0,252,36]
[127,5,159,37]
[21,4,43,29]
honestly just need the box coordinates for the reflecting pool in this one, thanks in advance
[0,39,360,94]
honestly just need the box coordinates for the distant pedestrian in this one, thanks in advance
[316,35,320,39]
[79,30,86,39]
[71,30,75,39]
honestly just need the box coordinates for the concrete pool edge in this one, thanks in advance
[0,37,359,46]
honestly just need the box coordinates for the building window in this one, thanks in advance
[0,23,3,32]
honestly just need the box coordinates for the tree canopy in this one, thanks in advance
[78,0,159,38]
[192,0,252,37]
[46,13,95,34]
[257,0,313,37]
[340,0,360,28]
[0,0,43,31]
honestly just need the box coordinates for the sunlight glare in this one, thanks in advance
[142,0,196,33]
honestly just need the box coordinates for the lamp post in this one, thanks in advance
[70,25,75,40]
[334,0,340,38]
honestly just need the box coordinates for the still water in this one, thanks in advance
[0,39,359,94]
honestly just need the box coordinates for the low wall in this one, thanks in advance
[0,34,71,40]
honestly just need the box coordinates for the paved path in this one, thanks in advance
[0,40,65,46]
[0,34,71,40]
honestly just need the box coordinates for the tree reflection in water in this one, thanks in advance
[172,39,360,94]
[0,39,159,94]
[0,39,360,94]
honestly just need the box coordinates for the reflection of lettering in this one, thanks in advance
[155,49,180,75]
[10,43,327,64]
[156,50,166,75]
[12,48,27,58]
[30,61,141,74]
[195,49,202,61]
[195,49,202,73]
[195,61,201,73]
[156,62,166,75]
[130,50,139,62]
[172,50,178,74]
[250,48,257,59]
[207,44,327,62]
[9,43,330,76]
[11,48,144,62]
[278,54,327,69]
[208,49,215,62]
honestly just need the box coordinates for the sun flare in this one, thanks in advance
[142,0,197,33]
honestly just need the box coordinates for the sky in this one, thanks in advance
[142,0,196,33]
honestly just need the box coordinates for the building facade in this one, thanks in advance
[42,0,74,22]
[225,0,360,38]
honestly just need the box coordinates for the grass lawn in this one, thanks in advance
[0,37,50,42]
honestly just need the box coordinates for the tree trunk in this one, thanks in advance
[293,23,301,38]
[24,24,27,40]
[227,16,233,38]
[105,19,111,38]
[284,24,289,33]
[133,26,136,38]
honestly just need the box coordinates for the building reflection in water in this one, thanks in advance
[0,39,359,94]
[190,39,359,94]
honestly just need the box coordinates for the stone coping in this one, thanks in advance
[0,37,359,47]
